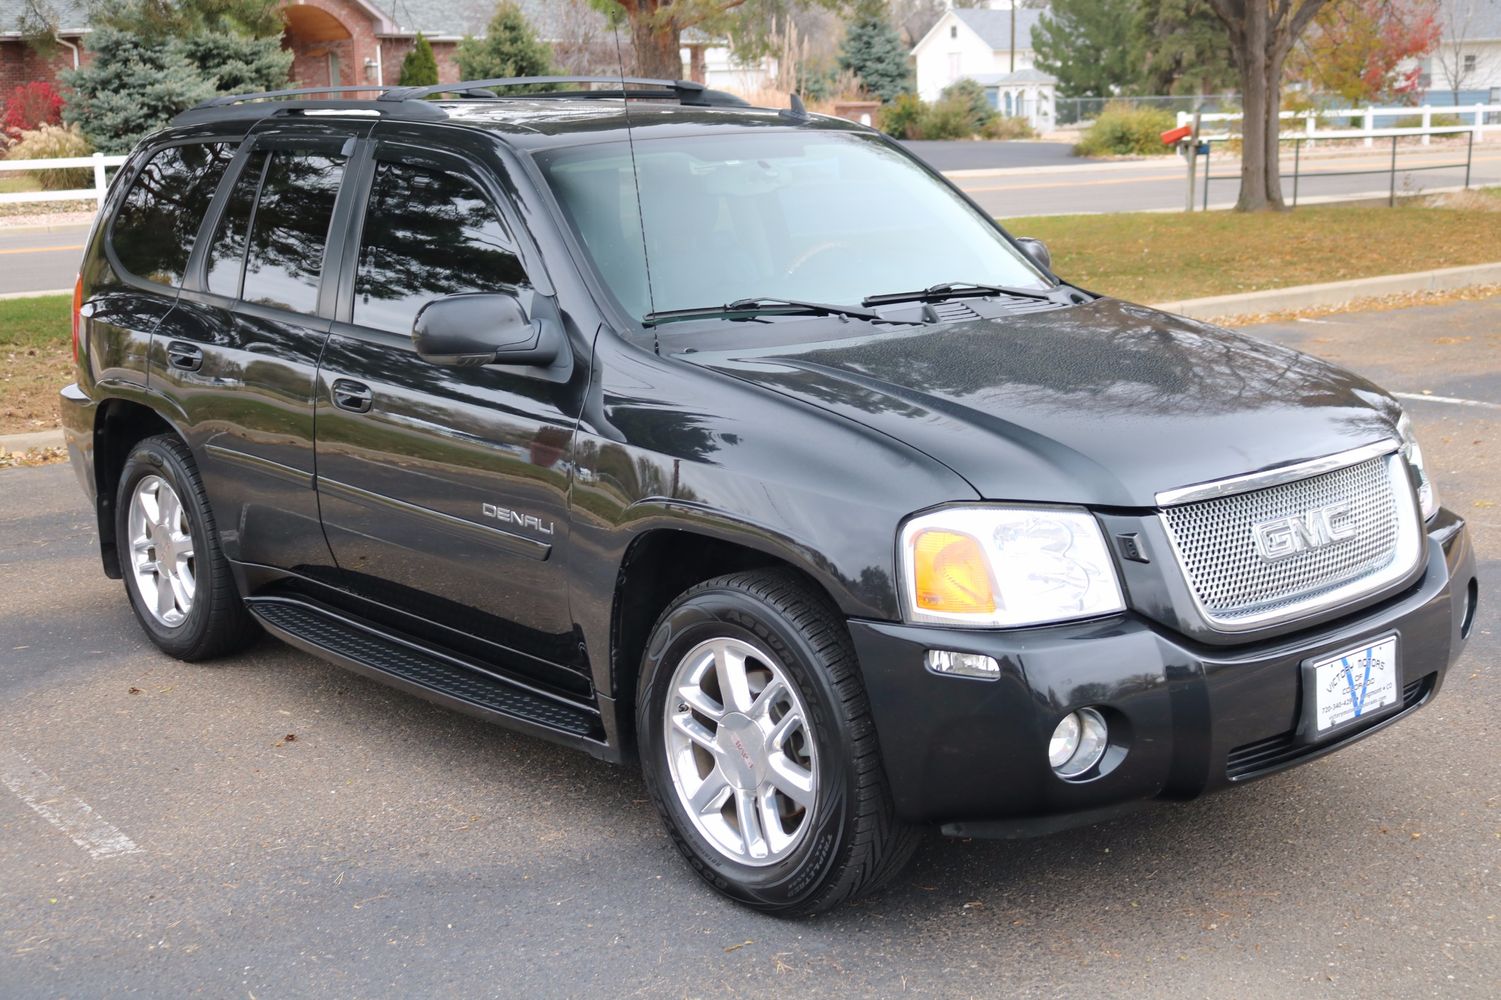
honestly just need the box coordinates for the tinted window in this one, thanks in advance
[239,149,346,314]
[112,142,234,286]
[204,149,267,298]
[353,160,526,334]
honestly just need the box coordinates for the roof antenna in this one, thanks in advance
[613,25,659,355]
[782,92,809,121]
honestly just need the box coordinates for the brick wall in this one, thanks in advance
[0,39,86,98]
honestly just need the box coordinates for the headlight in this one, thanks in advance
[898,506,1125,628]
[1397,413,1439,520]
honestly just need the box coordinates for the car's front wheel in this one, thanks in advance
[116,434,259,661]
[637,570,920,914]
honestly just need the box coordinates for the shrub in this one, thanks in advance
[877,92,922,137]
[980,115,1038,139]
[399,34,439,86]
[1073,102,1178,156]
[939,79,998,134]
[1394,113,1462,129]
[455,2,555,88]
[908,99,974,140]
[3,82,64,138]
[7,124,93,190]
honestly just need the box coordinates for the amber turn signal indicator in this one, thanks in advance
[911,529,996,614]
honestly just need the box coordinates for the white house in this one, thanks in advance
[911,2,1058,129]
[1426,1,1501,101]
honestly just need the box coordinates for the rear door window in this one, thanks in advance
[204,149,267,298]
[352,158,526,334]
[111,142,235,287]
[239,149,347,314]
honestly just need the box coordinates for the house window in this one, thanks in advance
[1464,54,1477,74]
[950,25,957,39]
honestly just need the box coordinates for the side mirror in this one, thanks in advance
[1015,237,1052,273]
[412,291,562,368]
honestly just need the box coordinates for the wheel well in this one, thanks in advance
[610,529,836,753]
[93,399,178,578]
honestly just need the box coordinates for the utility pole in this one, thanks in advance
[1009,1,1016,73]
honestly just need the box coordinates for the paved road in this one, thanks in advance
[900,139,1077,171]
[0,224,86,298]
[1,297,1498,997]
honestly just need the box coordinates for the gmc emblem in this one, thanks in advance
[1251,502,1356,561]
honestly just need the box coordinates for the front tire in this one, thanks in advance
[637,570,920,915]
[116,434,258,661]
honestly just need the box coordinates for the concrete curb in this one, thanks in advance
[0,429,65,453]
[0,288,73,301]
[1151,261,1501,320]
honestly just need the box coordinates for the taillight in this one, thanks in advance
[71,274,83,364]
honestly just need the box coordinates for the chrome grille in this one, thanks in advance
[1161,453,1421,630]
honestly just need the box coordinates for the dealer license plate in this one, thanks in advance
[1309,636,1400,733]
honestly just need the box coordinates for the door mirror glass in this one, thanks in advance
[412,291,558,367]
[1015,237,1052,273]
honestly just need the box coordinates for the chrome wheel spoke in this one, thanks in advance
[155,567,178,618]
[671,712,719,753]
[677,683,725,722]
[733,788,768,860]
[748,677,787,721]
[688,769,732,816]
[766,707,803,751]
[767,751,816,808]
[713,641,754,714]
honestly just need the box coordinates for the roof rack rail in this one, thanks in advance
[379,76,749,108]
[194,84,400,108]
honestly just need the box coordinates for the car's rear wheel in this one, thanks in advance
[638,569,920,915]
[116,434,259,661]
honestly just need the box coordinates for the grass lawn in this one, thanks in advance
[1003,199,1501,303]
[0,293,71,436]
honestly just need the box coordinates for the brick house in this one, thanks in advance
[0,0,621,99]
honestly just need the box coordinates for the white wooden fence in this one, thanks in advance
[0,153,128,209]
[1178,103,1501,147]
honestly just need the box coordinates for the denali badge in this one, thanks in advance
[482,503,555,535]
[1251,502,1356,561]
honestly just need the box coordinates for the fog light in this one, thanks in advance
[925,649,1000,680]
[1048,708,1108,778]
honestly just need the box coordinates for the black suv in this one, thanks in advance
[62,77,1476,915]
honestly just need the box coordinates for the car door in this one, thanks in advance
[314,131,585,682]
[159,121,367,579]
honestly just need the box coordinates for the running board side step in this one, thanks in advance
[246,596,608,750]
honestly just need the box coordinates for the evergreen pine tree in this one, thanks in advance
[838,6,913,103]
[1031,0,1137,99]
[456,2,556,89]
[61,27,217,154]
[400,34,440,86]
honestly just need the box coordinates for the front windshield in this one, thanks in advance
[536,130,1049,322]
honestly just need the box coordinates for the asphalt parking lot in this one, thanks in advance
[2,297,1497,998]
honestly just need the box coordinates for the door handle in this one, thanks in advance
[166,341,203,372]
[331,378,373,413]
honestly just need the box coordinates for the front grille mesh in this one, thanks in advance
[1163,455,1411,625]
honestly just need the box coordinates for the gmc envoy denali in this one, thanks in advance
[62,77,1477,914]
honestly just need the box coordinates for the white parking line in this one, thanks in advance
[1392,391,1501,412]
[0,749,141,859]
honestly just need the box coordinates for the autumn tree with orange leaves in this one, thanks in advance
[1291,0,1443,105]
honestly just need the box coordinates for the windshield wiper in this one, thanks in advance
[861,281,1058,307]
[643,297,879,326]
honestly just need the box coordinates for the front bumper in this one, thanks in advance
[850,510,1476,834]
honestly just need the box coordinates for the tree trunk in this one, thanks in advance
[1236,2,1272,211]
[631,10,684,80]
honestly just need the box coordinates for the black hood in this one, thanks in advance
[681,299,1402,508]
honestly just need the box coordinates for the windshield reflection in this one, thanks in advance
[536,131,1048,323]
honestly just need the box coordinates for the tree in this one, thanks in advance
[1032,0,1138,99]
[587,0,837,80]
[91,0,284,37]
[1203,0,1332,212]
[61,24,290,153]
[838,4,913,102]
[400,34,440,87]
[455,2,556,85]
[1129,0,1239,95]
[1290,0,1441,105]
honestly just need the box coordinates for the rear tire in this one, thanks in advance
[637,569,921,915]
[115,434,259,661]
